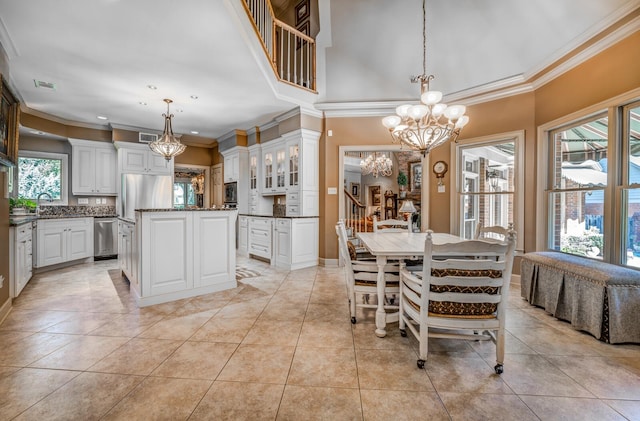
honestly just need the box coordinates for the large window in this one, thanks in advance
[18,150,68,205]
[453,131,524,251]
[544,99,640,267]
[547,115,607,259]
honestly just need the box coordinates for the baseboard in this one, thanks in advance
[0,297,12,325]
[511,274,521,285]
[319,257,339,267]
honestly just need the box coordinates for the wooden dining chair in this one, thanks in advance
[372,215,410,233]
[399,230,516,373]
[336,221,400,324]
[474,222,511,241]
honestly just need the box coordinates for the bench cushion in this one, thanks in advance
[521,251,640,344]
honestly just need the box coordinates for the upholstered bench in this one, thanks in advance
[520,251,640,344]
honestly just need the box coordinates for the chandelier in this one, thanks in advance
[360,152,393,178]
[149,98,187,161]
[381,0,469,155]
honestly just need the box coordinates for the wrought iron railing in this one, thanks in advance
[241,0,316,92]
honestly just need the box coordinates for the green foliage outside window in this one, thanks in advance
[18,157,62,200]
[561,227,604,257]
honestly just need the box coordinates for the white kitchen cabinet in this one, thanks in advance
[248,216,272,260]
[118,219,139,294]
[69,139,117,195]
[114,142,173,175]
[247,215,318,270]
[223,153,239,182]
[132,210,237,307]
[248,144,272,215]
[273,218,291,268]
[282,129,320,216]
[36,218,93,268]
[274,217,318,270]
[220,146,249,213]
[238,215,249,255]
[9,221,33,298]
[261,140,287,195]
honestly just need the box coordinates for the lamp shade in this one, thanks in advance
[398,200,417,213]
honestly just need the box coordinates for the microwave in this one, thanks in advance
[224,182,237,204]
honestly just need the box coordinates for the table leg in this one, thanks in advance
[375,255,388,338]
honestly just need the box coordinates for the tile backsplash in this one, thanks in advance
[38,205,117,217]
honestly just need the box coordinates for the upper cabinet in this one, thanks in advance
[68,139,117,195]
[261,140,287,195]
[260,129,319,216]
[223,153,239,182]
[114,141,173,175]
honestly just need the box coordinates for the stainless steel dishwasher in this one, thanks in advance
[94,217,118,259]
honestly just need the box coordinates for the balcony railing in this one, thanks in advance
[241,0,316,92]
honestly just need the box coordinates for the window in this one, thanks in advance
[547,115,607,259]
[173,181,196,209]
[453,131,524,251]
[542,98,640,267]
[18,150,68,205]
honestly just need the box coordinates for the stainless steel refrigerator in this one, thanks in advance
[121,174,173,220]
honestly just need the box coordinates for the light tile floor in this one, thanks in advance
[1,257,639,420]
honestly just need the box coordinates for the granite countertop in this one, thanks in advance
[9,213,118,226]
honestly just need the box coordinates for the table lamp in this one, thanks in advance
[398,200,417,227]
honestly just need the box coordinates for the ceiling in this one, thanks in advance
[0,0,638,145]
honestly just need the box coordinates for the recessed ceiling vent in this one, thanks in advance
[33,79,56,90]
[139,132,158,143]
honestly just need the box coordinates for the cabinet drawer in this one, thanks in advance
[286,191,300,202]
[249,243,270,258]
[276,219,291,229]
[250,218,271,228]
[17,225,32,241]
[250,229,271,246]
[287,205,299,216]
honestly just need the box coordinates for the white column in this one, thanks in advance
[421,153,430,232]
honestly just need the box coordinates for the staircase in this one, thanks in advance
[343,187,371,256]
[241,0,316,92]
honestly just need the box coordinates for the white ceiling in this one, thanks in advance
[1,0,637,145]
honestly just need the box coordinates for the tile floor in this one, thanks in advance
[1,257,639,420]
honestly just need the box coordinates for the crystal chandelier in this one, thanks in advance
[360,152,393,178]
[149,99,186,161]
[381,0,469,155]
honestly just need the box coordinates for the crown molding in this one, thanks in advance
[275,107,300,123]
[109,122,161,135]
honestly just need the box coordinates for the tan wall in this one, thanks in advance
[21,113,111,142]
[175,145,213,166]
[535,31,640,125]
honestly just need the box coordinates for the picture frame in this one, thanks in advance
[0,75,19,167]
[295,0,310,26]
[369,185,381,206]
[409,161,422,192]
[350,182,360,199]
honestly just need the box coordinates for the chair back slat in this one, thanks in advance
[475,222,511,241]
[428,292,502,304]
[373,216,410,233]
[431,259,505,271]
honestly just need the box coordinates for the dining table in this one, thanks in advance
[356,231,465,337]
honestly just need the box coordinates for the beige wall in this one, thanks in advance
[319,32,640,261]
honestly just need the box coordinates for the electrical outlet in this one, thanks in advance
[0,275,4,289]
[78,198,89,205]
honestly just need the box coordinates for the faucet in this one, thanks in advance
[36,192,53,215]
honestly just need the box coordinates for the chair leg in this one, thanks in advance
[349,295,356,324]
[495,328,505,374]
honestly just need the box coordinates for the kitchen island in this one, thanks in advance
[120,209,238,307]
